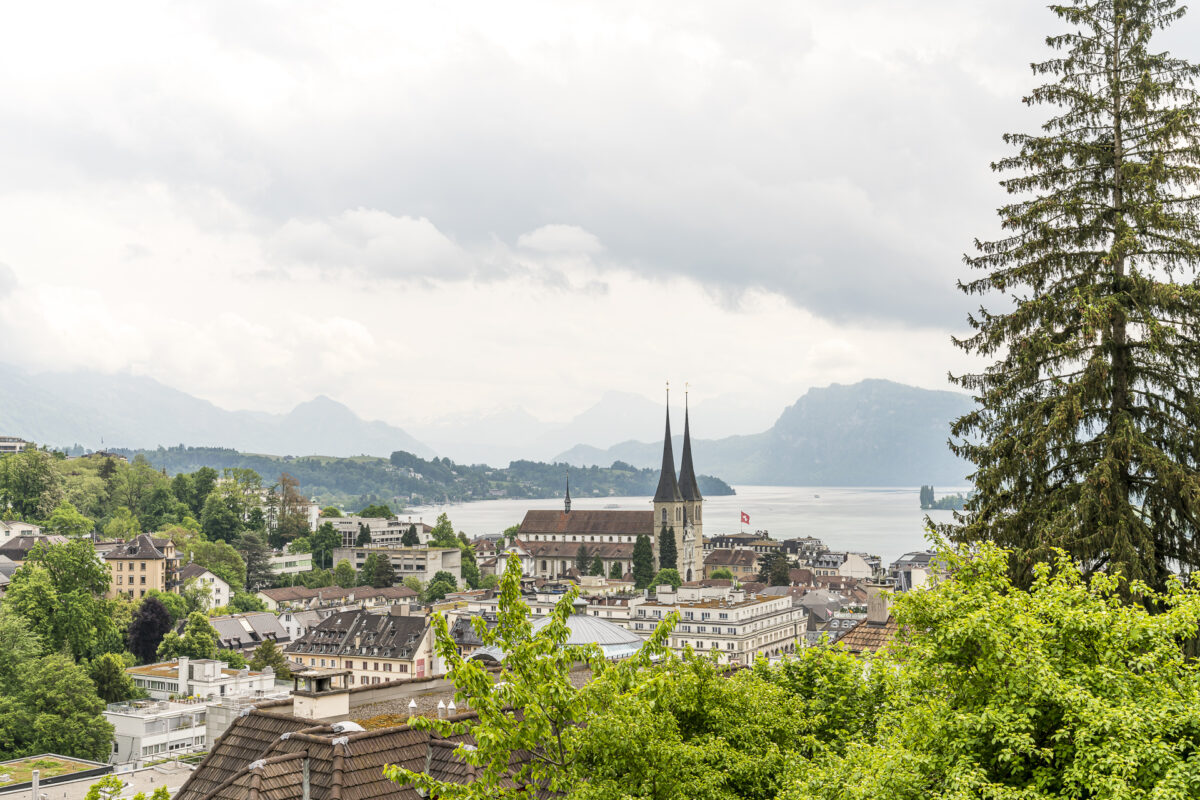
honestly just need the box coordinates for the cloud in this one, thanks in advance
[517,224,604,255]
[0,263,15,297]
[268,209,470,279]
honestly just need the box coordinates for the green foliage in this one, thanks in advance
[658,524,677,572]
[229,591,266,612]
[429,513,459,548]
[183,539,246,593]
[632,534,655,589]
[333,558,358,588]
[158,612,218,661]
[384,554,677,799]
[370,553,396,588]
[759,552,791,586]
[709,567,733,580]
[238,532,273,590]
[609,561,623,580]
[217,649,247,669]
[88,652,139,703]
[127,596,173,663]
[651,568,682,590]
[0,609,44,695]
[249,639,291,680]
[145,589,187,624]
[402,576,423,594]
[200,492,241,542]
[787,542,1200,799]
[83,775,124,800]
[589,554,604,577]
[401,524,420,547]
[423,579,455,603]
[575,544,592,574]
[0,448,64,520]
[0,653,114,761]
[948,0,1200,591]
[321,505,343,517]
[358,503,393,518]
[355,524,372,546]
[311,522,341,569]
[103,507,140,539]
[45,501,94,537]
[6,539,121,660]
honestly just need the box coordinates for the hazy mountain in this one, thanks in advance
[0,364,434,458]
[555,379,974,487]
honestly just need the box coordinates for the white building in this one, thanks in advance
[331,545,462,585]
[324,516,433,548]
[0,520,41,542]
[630,584,806,666]
[177,563,230,609]
[269,551,314,576]
[126,657,276,701]
[105,699,209,764]
[0,437,28,455]
[812,551,875,580]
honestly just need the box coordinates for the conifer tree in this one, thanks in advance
[632,535,655,590]
[657,524,677,571]
[950,0,1200,590]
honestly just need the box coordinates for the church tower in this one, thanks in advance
[652,386,684,572]
[677,392,704,579]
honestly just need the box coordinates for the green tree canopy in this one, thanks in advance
[88,652,139,703]
[657,524,677,572]
[370,553,396,588]
[0,654,114,761]
[333,558,358,588]
[45,500,94,537]
[401,524,420,547]
[249,639,291,680]
[709,567,733,580]
[632,534,655,590]
[358,503,393,518]
[127,596,173,663]
[651,568,682,590]
[0,448,64,520]
[948,0,1200,591]
[201,492,241,542]
[311,522,341,569]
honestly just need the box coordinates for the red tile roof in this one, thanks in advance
[518,510,653,536]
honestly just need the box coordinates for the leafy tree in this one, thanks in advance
[918,485,934,509]
[431,570,457,589]
[311,522,341,569]
[589,554,604,577]
[190,466,218,517]
[0,609,44,695]
[358,553,379,586]
[0,653,114,761]
[249,639,291,679]
[401,524,420,547]
[948,0,1200,591]
[185,539,247,593]
[429,513,459,548]
[155,631,185,661]
[788,542,1200,799]
[0,448,64,520]
[759,552,792,586]
[333,559,358,588]
[709,567,734,580]
[384,553,675,799]
[201,492,241,542]
[158,612,218,661]
[355,524,372,546]
[83,775,124,800]
[181,579,212,613]
[321,505,343,517]
[103,506,141,539]
[371,554,396,588]
[423,579,455,603]
[461,546,481,589]
[402,576,423,594]
[657,524,677,572]
[632,534,655,590]
[144,589,187,625]
[609,561,623,580]
[217,648,247,668]
[127,596,173,663]
[575,544,592,574]
[288,535,312,553]
[358,503,393,518]
[651,568,682,590]
[238,532,273,590]
[298,567,334,589]
[88,652,138,703]
[6,539,120,660]
[46,501,94,537]
[229,591,266,612]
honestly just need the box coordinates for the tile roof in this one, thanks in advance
[287,610,430,661]
[204,613,290,650]
[179,563,222,583]
[175,708,505,800]
[518,510,652,536]
[703,549,759,568]
[0,535,68,561]
[836,616,900,654]
[521,541,634,559]
[104,534,172,560]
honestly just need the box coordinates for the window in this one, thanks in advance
[718,613,728,620]
[141,562,146,570]
[140,575,146,584]
[117,562,123,571]
[345,660,353,669]
[117,576,123,585]
[320,659,327,667]
[400,664,408,673]
[384,663,392,672]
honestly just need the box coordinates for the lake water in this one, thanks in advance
[405,485,969,564]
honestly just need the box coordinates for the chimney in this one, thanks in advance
[178,656,190,691]
[867,587,890,624]
[31,769,38,800]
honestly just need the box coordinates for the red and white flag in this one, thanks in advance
[740,511,750,524]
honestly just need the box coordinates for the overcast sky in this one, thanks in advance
[2,1,1180,433]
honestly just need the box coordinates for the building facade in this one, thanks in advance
[177,563,230,609]
[126,657,276,701]
[104,534,180,600]
[284,608,437,684]
[330,545,462,584]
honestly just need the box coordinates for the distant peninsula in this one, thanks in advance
[114,445,735,509]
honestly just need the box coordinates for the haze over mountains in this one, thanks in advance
[0,363,972,486]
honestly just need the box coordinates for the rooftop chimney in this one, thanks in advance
[867,587,890,624]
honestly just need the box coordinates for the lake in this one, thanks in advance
[404,485,969,564]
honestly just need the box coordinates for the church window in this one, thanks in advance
[676,507,681,522]
[661,508,667,524]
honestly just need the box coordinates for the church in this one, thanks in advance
[515,391,706,582]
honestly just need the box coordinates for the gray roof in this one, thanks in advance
[0,555,16,578]
[470,613,644,662]
[653,402,683,503]
[203,612,290,650]
[677,404,702,502]
[104,533,171,560]
[178,562,221,583]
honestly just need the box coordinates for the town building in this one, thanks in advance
[0,533,64,562]
[105,698,210,764]
[201,612,291,655]
[889,550,939,591]
[812,551,875,580]
[0,520,41,541]
[704,533,782,555]
[176,563,230,609]
[779,536,828,562]
[0,437,28,455]
[104,534,180,599]
[326,516,434,548]
[255,584,417,612]
[703,548,760,579]
[515,392,707,582]
[126,657,277,701]
[835,590,899,654]
[330,545,462,584]
[630,584,806,665]
[267,550,313,576]
[284,607,437,684]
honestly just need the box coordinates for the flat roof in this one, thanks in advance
[639,594,779,610]
[0,755,108,788]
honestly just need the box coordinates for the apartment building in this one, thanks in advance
[0,437,28,455]
[629,584,806,666]
[177,563,230,609]
[331,545,461,585]
[106,699,209,764]
[284,607,437,684]
[126,656,277,701]
[268,551,314,576]
[326,516,433,548]
[104,534,180,599]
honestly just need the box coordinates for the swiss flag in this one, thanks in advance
[740,511,750,524]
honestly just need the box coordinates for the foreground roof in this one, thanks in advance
[470,613,643,663]
[837,616,899,654]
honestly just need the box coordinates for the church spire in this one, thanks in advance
[678,386,703,502]
[564,470,572,514]
[653,383,683,503]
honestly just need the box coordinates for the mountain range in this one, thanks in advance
[0,363,973,486]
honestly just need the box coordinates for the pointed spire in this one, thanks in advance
[678,386,703,502]
[564,470,572,514]
[654,382,683,503]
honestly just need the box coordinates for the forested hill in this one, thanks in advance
[117,446,734,509]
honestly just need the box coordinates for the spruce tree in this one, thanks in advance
[658,524,677,571]
[401,524,420,547]
[950,0,1200,591]
[575,544,591,574]
[589,554,604,576]
[632,535,655,590]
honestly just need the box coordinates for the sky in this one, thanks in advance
[0,1,1167,434]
